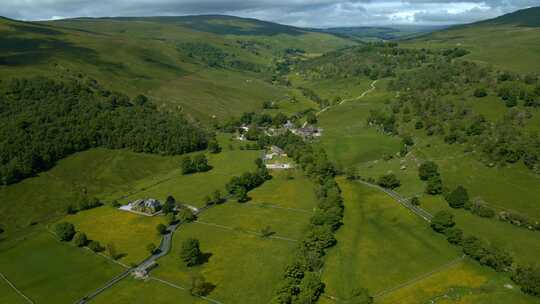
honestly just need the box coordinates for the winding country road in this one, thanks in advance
[317,79,378,116]
[76,206,210,304]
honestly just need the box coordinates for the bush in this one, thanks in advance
[54,222,76,241]
[512,266,540,296]
[88,240,103,252]
[473,88,488,98]
[73,232,88,247]
[377,173,400,189]
[418,161,439,180]
[444,227,463,244]
[471,201,495,218]
[446,186,469,209]
[431,211,455,233]
[425,176,443,195]
[156,223,168,235]
[147,243,157,254]
[178,208,196,223]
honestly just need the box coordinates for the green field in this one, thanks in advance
[377,259,540,304]
[148,169,317,303]
[93,277,205,304]
[62,206,167,265]
[0,134,260,235]
[316,81,402,168]
[321,178,460,298]
[0,148,182,234]
[0,278,28,304]
[407,25,540,73]
[119,144,261,208]
[0,231,122,303]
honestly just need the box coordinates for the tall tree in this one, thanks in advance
[181,238,202,267]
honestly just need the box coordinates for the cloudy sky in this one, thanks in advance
[0,0,538,27]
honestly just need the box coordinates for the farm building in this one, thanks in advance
[120,198,162,215]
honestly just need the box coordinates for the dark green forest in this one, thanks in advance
[0,77,208,185]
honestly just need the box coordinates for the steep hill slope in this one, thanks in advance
[406,6,540,73]
[0,15,355,121]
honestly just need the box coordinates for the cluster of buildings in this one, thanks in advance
[236,120,323,141]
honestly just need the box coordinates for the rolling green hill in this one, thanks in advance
[406,6,540,73]
[0,15,355,121]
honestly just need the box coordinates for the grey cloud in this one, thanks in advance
[0,0,538,27]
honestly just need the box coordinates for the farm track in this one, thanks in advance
[0,272,35,304]
[355,180,434,222]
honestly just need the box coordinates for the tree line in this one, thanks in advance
[0,77,209,185]
[260,132,372,304]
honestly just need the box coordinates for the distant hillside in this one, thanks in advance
[476,6,540,27]
[0,15,355,121]
[406,6,540,73]
[96,15,307,36]
[321,25,445,41]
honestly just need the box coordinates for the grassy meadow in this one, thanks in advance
[61,206,167,265]
[149,169,317,303]
[316,81,402,168]
[377,259,540,304]
[406,24,540,73]
[321,178,460,298]
[93,277,205,304]
[0,231,122,303]
[0,148,182,234]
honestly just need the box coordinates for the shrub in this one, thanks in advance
[178,208,196,223]
[73,232,88,247]
[444,227,463,245]
[473,88,488,98]
[377,173,400,189]
[471,201,495,218]
[512,266,540,296]
[147,243,157,254]
[425,176,443,195]
[446,186,469,209]
[156,223,168,235]
[54,222,76,241]
[418,161,439,180]
[88,240,103,252]
[431,211,455,233]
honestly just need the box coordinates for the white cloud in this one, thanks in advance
[0,0,537,26]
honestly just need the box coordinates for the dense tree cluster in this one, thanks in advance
[225,164,271,202]
[261,132,362,304]
[296,43,462,81]
[385,58,540,173]
[0,77,209,185]
[181,154,211,175]
[177,42,263,72]
[430,212,513,272]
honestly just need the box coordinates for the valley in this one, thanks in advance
[1,5,540,304]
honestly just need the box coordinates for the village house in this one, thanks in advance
[120,198,162,216]
[293,125,323,139]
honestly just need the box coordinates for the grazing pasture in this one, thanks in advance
[62,206,167,265]
[0,231,122,303]
[149,169,317,303]
[321,178,460,298]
